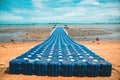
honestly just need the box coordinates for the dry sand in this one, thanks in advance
[0,41,120,80]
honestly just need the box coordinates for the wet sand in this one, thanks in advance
[0,27,53,42]
[66,27,111,37]
[18,27,53,39]
[0,41,120,80]
[0,27,111,43]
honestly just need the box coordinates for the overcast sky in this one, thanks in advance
[0,0,120,24]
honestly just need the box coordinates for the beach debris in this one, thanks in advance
[88,32,90,34]
[64,25,69,29]
[95,37,100,44]
[54,25,56,27]
[92,41,95,43]
[64,24,68,27]
[96,37,99,41]
[26,33,28,35]
[33,31,35,33]
[52,27,55,29]
[84,30,86,32]
[10,38,14,43]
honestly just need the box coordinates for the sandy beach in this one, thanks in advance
[0,27,120,80]
[0,41,120,80]
[0,0,120,79]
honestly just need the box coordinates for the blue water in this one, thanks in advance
[0,23,120,43]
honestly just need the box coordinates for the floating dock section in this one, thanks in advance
[9,27,112,77]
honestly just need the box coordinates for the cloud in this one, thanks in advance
[32,0,46,8]
[0,11,24,21]
[0,0,120,23]
[80,0,100,5]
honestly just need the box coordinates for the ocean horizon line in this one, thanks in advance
[0,23,120,25]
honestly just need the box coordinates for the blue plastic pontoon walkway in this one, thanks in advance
[9,27,112,77]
